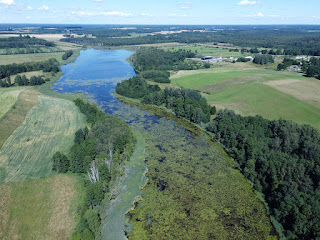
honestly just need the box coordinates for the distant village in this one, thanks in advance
[200,55,254,63]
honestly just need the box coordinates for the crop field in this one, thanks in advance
[0,174,84,240]
[0,95,85,183]
[0,52,65,65]
[0,88,24,120]
[171,63,320,130]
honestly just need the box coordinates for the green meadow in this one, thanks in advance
[171,62,320,130]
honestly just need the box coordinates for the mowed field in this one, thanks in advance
[0,88,24,120]
[0,174,84,240]
[0,95,85,183]
[171,62,320,130]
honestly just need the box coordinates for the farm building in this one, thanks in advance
[201,56,213,60]
[245,56,254,61]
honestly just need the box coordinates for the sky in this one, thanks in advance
[0,0,320,25]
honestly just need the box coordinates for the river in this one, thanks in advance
[53,49,276,240]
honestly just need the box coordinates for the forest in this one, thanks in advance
[116,77,216,124]
[206,110,320,239]
[60,25,320,56]
[52,99,136,240]
[0,35,55,48]
[253,55,274,65]
[132,47,202,73]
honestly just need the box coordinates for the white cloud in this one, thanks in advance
[93,0,104,2]
[169,13,188,17]
[179,2,192,10]
[246,12,264,17]
[27,6,33,10]
[38,5,49,11]
[141,13,153,17]
[238,0,260,6]
[72,11,133,17]
[0,0,15,5]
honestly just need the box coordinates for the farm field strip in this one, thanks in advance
[0,95,85,183]
[265,78,320,108]
[0,89,39,148]
[0,52,65,65]
[0,88,24,119]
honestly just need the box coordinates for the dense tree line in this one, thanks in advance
[132,47,198,73]
[0,58,60,80]
[253,55,274,65]
[0,75,47,87]
[0,35,55,49]
[116,77,216,124]
[115,76,161,99]
[131,47,206,84]
[62,50,73,60]
[52,99,136,240]
[206,110,320,239]
[236,57,251,62]
[139,70,171,83]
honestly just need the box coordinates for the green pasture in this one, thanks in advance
[0,95,85,183]
[171,64,320,130]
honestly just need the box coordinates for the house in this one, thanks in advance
[287,65,300,72]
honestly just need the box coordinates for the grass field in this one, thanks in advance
[0,52,65,65]
[0,174,84,240]
[171,62,320,130]
[0,88,24,120]
[0,95,85,183]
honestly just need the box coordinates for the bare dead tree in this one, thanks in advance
[87,161,100,183]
